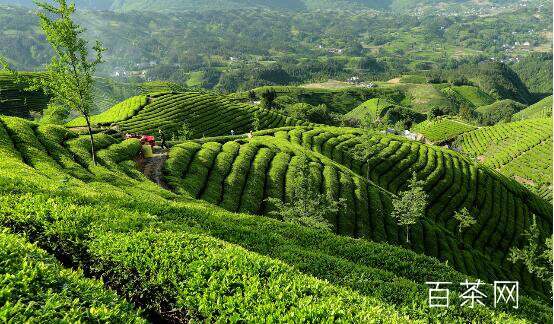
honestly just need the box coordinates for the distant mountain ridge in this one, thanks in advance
[0,0,522,12]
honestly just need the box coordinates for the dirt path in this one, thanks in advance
[142,147,171,190]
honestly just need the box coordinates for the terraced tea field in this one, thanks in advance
[2,116,549,322]
[69,92,308,138]
[456,118,553,201]
[412,118,478,143]
[441,85,495,108]
[165,126,552,299]
[0,72,49,118]
[513,96,553,120]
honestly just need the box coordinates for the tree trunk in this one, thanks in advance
[84,114,97,166]
[405,225,410,244]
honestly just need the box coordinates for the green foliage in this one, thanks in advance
[0,230,145,323]
[67,95,147,127]
[267,156,341,231]
[285,102,334,124]
[252,109,261,131]
[40,103,69,125]
[2,0,107,165]
[0,117,551,322]
[260,88,277,109]
[456,118,552,201]
[399,74,427,84]
[453,207,476,238]
[441,85,495,108]
[509,216,553,284]
[72,92,310,138]
[0,72,49,118]
[234,125,553,297]
[463,62,532,104]
[513,96,553,121]
[345,98,424,128]
[512,53,553,99]
[412,118,477,143]
[391,173,428,243]
[475,99,526,125]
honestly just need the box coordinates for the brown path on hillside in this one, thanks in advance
[142,147,171,190]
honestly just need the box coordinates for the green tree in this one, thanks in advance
[40,103,69,125]
[248,90,257,101]
[252,109,261,131]
[453,207,476,239]
[391,172,428,244]
[174,123,193,141]
[267,157,343,232]
[260,88,277,109]
[1,0,105,165]
[509,216,553,283]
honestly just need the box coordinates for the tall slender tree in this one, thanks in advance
[391,172,428,244]
[1,0,105,165]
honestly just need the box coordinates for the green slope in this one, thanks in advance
[1,116,548,322]
[412,118,477,143]
[240,85,406,114]
[464,62,533,105]
[475,99,527,125]
[0,72,49,118]
[346,98,395,120]
[513,96,553,121]
[0,231,145,322]
[441,85,495,108]
[455,118,553,202]
[512,53,553,99]
[68,92,309,138]
[165,126,553,302]
[345,97,425,126]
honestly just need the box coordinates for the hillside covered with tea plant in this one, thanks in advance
[2,113,552,322]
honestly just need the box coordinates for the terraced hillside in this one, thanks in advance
[455,118,553,201]
[345,97,425,125]
[412,118,477,144]
[165,126,553,300]
[441,85,495,108]
[68,92,309,138]
[1,116,548,322]
[0,72,49,118]
[513,96,553,120]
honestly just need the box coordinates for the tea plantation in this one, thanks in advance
[0,72,49,118]
[1,85,552,322]
[513,96,553,120]
[68,92,309,138]
[456,118,553,201]
[412,118,477,143]
[3,115,552,322]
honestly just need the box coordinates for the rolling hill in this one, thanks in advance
[463,62,533,105]
[512,52,553,100]
[165,126,553,302]
[344,97,425,125]
[3,0,511,12]
[475,99,527,125]
[1,116,549,322]
[513,96,553,121]
[441,85,496,108]
[67,92,310,138]
[455,118,553,201]
[412,118,477,144]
